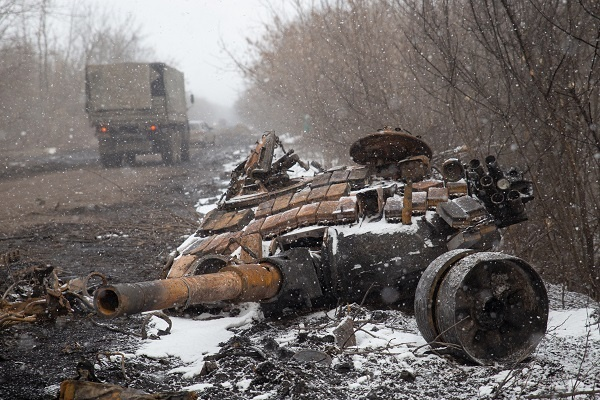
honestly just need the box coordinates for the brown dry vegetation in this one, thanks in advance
[234,0,600,300]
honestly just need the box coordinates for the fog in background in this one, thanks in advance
[95,0,290,125]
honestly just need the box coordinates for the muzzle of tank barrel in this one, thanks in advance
[414,249,548,365]
[94,263,282,318]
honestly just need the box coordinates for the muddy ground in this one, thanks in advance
[2,133,599,400]
[0,135,252,399]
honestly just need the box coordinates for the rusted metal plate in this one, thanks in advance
[255,198,275,219]
[225,209,255,231]
[347,166,371,189]
[203,232,231,254]
[334,196,357,223]
[240,232,263,262]
[245,132,277,178]
[411,191,428,213]
[311,171,332,188]
[188,234,217,255]
[384,195,403,222]
[329,168,351,184]
[325,182,350,201]
[214,232,239,254]
[211,211,237,233]
[427,187,449,208]
[316,201,340,223]
[307,185,330,203]
[198,209,227,235]
[243,218,265,236]
[297,202,319,226]
[222,180,308,211]
[288,187,312,209]
[413,180,443,192]
[260,213,283,238]
[166,254,199,278]
[447,181,468,195]
[272,192,294,214]
[276,207,300,233]
[350,131,433,166]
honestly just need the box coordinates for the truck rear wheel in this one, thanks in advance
[181,139,190,162]
[99,152,123,168]
[125,152,136,166]
[181,124,190,162]
[161,129,182,165]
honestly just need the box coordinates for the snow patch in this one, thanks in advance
[136,303,262,378]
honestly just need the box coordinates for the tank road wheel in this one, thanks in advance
[161,129,182,165]
[414,251,548,365]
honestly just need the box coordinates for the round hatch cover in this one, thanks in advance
[350,129,432,166]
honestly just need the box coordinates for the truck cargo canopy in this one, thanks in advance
[86,63,154,112]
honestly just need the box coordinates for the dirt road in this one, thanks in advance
[0,137,251,399]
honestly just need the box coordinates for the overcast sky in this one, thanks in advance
[100,0,287,107]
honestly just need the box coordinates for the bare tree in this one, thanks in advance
[397,0,600,297]
[0,0,156,154]
[236,0,599,297]
[235,0,450,163]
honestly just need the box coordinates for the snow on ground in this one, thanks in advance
[114,143,600,399]
[121,283,599,399]
[137,303,262,379]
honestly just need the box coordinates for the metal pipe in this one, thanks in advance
[485,155,504,180]
[468,159,485,177]
[507,190,524,214]
[402,180,413,225]
[491,192,505,206]
[94,263,282,318]
[480,175,494,189]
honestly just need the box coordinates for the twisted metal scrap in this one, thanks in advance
[0,271,107,329]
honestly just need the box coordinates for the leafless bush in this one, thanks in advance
[235,0,599,299]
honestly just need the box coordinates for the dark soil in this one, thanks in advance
[0,135,252,399]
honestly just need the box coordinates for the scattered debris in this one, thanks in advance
[58,380,197,400]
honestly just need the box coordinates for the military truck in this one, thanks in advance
[85,62,190,167]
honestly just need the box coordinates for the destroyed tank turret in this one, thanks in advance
[94,127,548,365]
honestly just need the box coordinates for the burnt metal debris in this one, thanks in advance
[94,127,548,365]
[0,263,105,328]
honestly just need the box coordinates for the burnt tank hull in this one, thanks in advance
[94,128,546,365]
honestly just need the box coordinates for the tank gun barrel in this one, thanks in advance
[94,263,282,318]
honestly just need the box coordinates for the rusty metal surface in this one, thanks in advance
[417,251,548,365]
[414,249,477,346]
[349,130,432,166]
[94,263,282,318]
